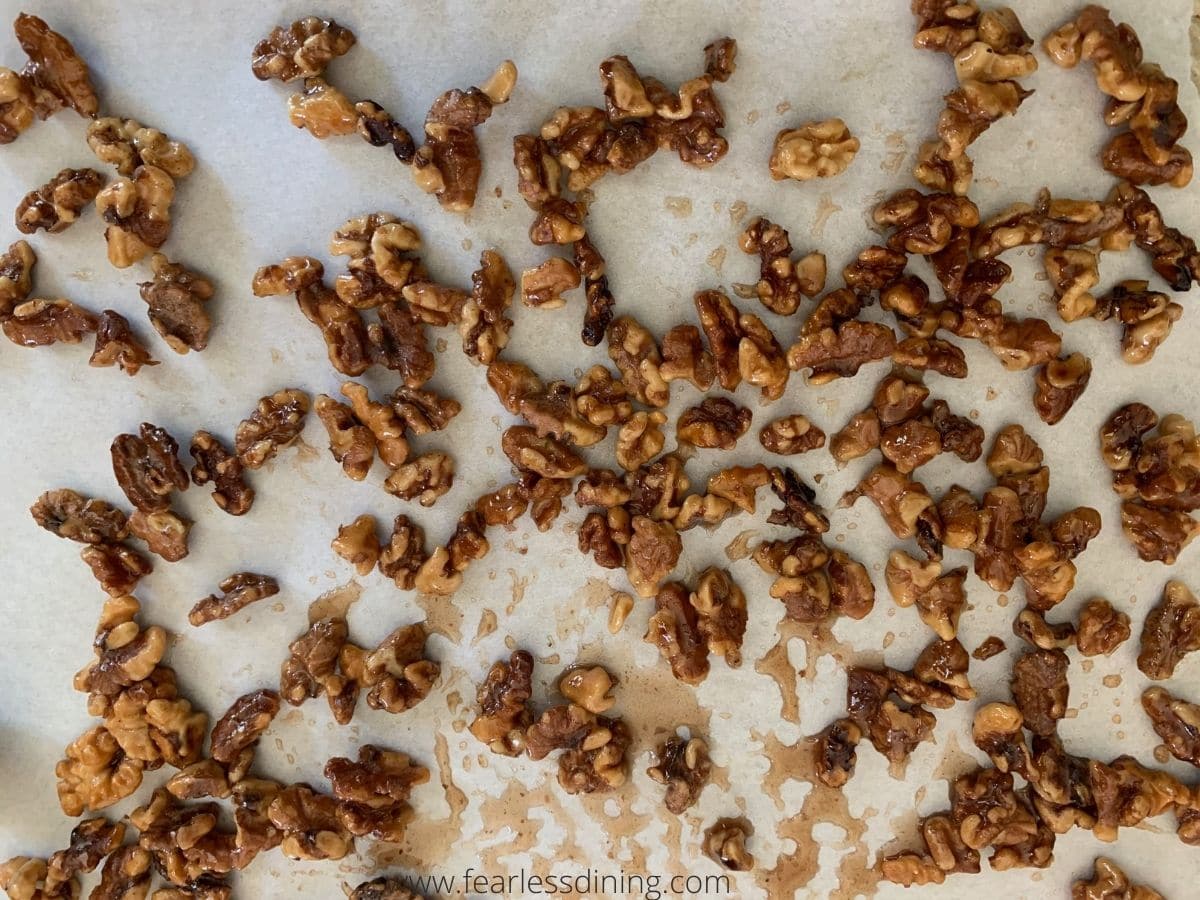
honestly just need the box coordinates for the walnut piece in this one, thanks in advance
[190,431,253,516]
[1137,580,1200,680]
[759,414,825,455]
[15,167,104,234]
[251,17,356,82]
[702,818,754,871]
[96,167,175,269]
[30,489,127,543]
[14,13,99,118]
[676,397,751,450]
[189,573,279,626]
[1072,856,1164,900]
[383,452,455,507]
[87,117,194,178]
[111,422,188,513]
[469,650,534,756]
[770,118,859,181]
[3,298,97,347]
[138,253,214,353]
[90,309,159,375]
[235,389,310,469]
[647,735,711,814]
[521,257,580,309]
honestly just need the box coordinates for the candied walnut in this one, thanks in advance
[987,424,1043,477]
[558,666,616,715]
[914,638,973,701]
[56,726,143,816]
[738,312,790,401]
[841,464,941,555]
[1010,649,1069,737]
[521,257,580,309]
[327,747,428,842]
[413,546,463,596]
[127,507,189,563]
[694,289,742,391]
[529,198,585,245]
[370,304,435,389]
[557,714,631,794]
[269,784,353,861]
[413,62,516,211]
[928,399,983,462]
[1073,599,1130,657]
[647,735,711,814]
[885,549,940,608]
[81,543,152,597]
[766,467,829,535]
[1103,130,1192,189]
[0,67,37,145]
[691,567,748,663]
[3,298,97,347]
[354,99,415,162]
[15,167,104,234]
[513,134,560,207]
[383,452,455,507]
[880,418,943,474]
[469,650,533,756]
[459,249,514,364]
[879,852,946,887]
[90,309,158,375]
[950,767,1039,851]
[0,239,35,315]
[830,409,882,464]
[675,397,751,451]
[874,189,980,256]
[770,118,859,181]
[313,395,374,481]
[885,552,966,640]
[331,515,381,577]
[111,423,188,512]
[660,324,716,390]
[30,489,127,543]
[86,117,194,179]
[759,414,825,456]
[280,617,347,707]
[208,690,280,767]
[251,256,323,297]
[787,319,897,384]
[1094,281,1184,366]
[338,382,410,470]
[96,167,175,269]
[524,703,594,761]
[1115,182,1200,290]
[167,759,232,801]
[646,582,708,683]
[486,360,542,414]
[814,719,862,788]
[362,624,438,714]
[1033,353,1092,426]
[349,878,425,900]
[1044,247,1099,322]
[189,573,279,626]
[1122,501,1199,565]
[232,390,308,471]
[738,217,825,315]
[390,387,460,436]
[251,16,355,82]
[579,511,623,569]
[138,253,213,353]
[607,316,668,408]
[628,518,682,600]
[1138,581,1200,680]
[378,515,427,590]
[1141,687,1200,767]
[14,14,98,118]
[703,818,754,871]
[295,283,371,375]
[518,381,604,447]
[1013,607,1076,651]
[502,426,584,479]
[574,365,632,427]
[971,702,1028,774]
[91,845,151,900]
[42,816,126,891]
[188,431,253,516]
[892,336,967,379]
[1099,402,1159,472]
[1072,856,1163,900]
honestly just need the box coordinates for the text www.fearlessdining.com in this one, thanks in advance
[391,868,734,899]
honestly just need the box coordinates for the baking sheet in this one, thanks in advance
[1,1,1199,897]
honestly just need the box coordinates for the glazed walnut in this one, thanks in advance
[0,239,35,315]
[460,250,515,364]
[30,489,127,544]
[15,167,104,234]
[647,735,711,814]
[675,397,751,450]
[814,719,863,788]
[1137,581,1200,680]
[332,515,381,576]
[349,878,426,900]
[95,167,175,268]
[268,784,353,861]
[111,422,188,512]
[251,17,356,82]
[138,253,214,353]
[236,389,311,469]
[14,14,99,118]
[502,426,585,479]
[521,257,580,309]
[1033,354,1092,425]
[628,518,682,600]
[314,395,375,481]
[209,690,280,767]
[288,77,357,138]
[759,414,825,455]
[607,316,668,408]
[189,573,279,626]
[80,543,152,597]
[574,365,632,426]
[1094,281,1184,366]
[87,117,194,178]
[738,217,825,315]
[1072,857,1164,900]
[378,516,427,590]
[89,309,158,375]
[55,726,143,816]
[1011,649,1070,737]
[3,298,97,347]
[326,745,429,842]
[770,119,859,181]
[383,453,455,507]
[702,818,754,871]
[645,582,710,684]
[470,650,534,756]
[1076,599,1131,657]
[189,431,253,516]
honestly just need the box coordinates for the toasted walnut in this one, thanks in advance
[1013,607,1076,652]
[15,167,103,234]
[328,515,380,577]
[703,818,754,871]
[353,99,416,162]
[556,666,615,716]
[95,166,174,268]
[830,409,882,465]
[0,239,35,315]
[3,298,97,347]
[1122,501,1199,565]
[56,726,143,816]
[770,118,859,181]
[348,878,425,900]
[521,257,580,309]
[674,397,750,451]
[766,466,829,536]
[383,453,455,507]
[127,507,189,564]
[1093,281,1184,366]
[1114,182,1200,290]
[659,325,715,390]
[874,189,980,256]
[1069,598,1129,657]
[1030,353,1092,426]
[738,217,826,316]
[645,582,709,683]
[579,512,622,570]
[251,256,324,297]
[268,784,353,861]
[188,431,253,516]
[86,117,194,179]
[842,465,941,558]
[377,515,427,590]
[251,16,355,82]
[694,289,742,390]
[880,418,943,474]
[280,617,347,707]
[1010,649,1070,737]
[0,67,37,145]
[235,389,310,470]
[758,414,825,456]
[1137,581,1200,680]
[813,719,862,788]
[501,426,584,479]
[87,309,157,375]
[81,543,152,597]
[206,690,280,768]
[607,316,668,408]
[879,851,946,887]
[138,253,214,353]
[293,283,371,375]
[788,319,897,384]
[189,573,279,627]
[1072,856,1163,900]
[361,624,438,714]
[647,735,711,814]
[30,489,127,543]
[459,249,514,364]
[311,395,373,481]
[573,365,632,428]
[737,312,790,401]
[326,746,428,842]
[111,423,188,513]
[14,13,98,118]
[469,650,534,756]
[90,845,151,900]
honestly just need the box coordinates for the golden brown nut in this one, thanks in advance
[332,515,381,576]
[769,118,859,181]
[383,452,455,507]
[521,257,580,309]
[647,735,711,814]
[15,167,104,234]
[236,388,311,469]
[676,397,751,450]
[3,298,97,347]
[190,430,254,516]
[607,316,668,408]
[702,817,754,871]
[469,650,533,755]
[89,309,158,376]
[87,117,194,178]
[252,16,356,82]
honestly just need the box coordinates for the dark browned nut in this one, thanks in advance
[294,282,371,375]
[914,637,973,700]
[111,423,188,512]
[1103,131,1192,188]
[1012,606,1076,651]
[502,425,585,478]
[513,133,560,208]
[1074,598,1130,657]
[486,359,543,414]
[737,312,790,401]
[209,690,280,766]
[360,623,438,714]
[76,544,147,602]
[892,337,968,379]
[378,515,427,590]
[93,167,174,269]
[138,253,214,353]
[830,409,881,464]
[787,319,897,384]
[529,197,586,245]
[660,324,716,390]
[31,489,127,543]
[759,414,825,456]
[694,289,742,390]
[251,16,356,82]
[332,515,381,576]
[704,36,738,81]
[313,395,374,481]
[841,464,941,552]
[675,397,751,450]
[3,298,97,347]
[189,430,253,516]
[971,702,1027,774]
[1137,580,1200,680]
[236,389,310,469]
[1141,686,1200,767]
[1032,353,1092,426]
[987,423,1043,477]
[647,735,711,813]
[0,239,36,315]
[90,845,152,900]
[521,257,580,309]
[383,452,455,507]
[770,119,859,181]
[1122,501,1199,565]
[1010,649,1069,736]
[13,13,97,118]
[15,167,104,234]
[268,783,354,861]
[579,511,623,569]
[518,381,605,447]
[127,508,191,562]
[628,518,682,600]
[189,573,279,626]
[460,249,515,365]
[469,650,534,756]
[880,418,943,474]
[1099,402,1159,471]
[355,99,415,162]
[607,316,668,408]
[737,217,825,315]
[327,745,429,842]
[814,718,862,788]
[702,818,754,871]
[972,636,1006,660]
[827,549,875,621]
[88,309,158,376]
[1044,247,1099,321]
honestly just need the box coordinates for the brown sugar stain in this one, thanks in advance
[724,529,757,561]
[372,732,465,872]
[706,245,727,274]
[664,196,693,218]
[472,608,498,645]
[880,131,908,174]
[812,193,843,240]
[757,619,856,723]
[755,631,801,724]
[932,732,976,785]
[414,591,464,643]
[307,580,362,624]
[505,568,531,615]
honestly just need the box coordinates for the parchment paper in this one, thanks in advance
[1,1,1198,897]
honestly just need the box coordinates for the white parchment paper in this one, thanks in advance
[1,1,1198,897]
